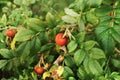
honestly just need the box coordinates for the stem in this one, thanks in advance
[104,57,110,74]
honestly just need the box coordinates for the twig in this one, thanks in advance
[53,55,64,65]
[114,47,120,54]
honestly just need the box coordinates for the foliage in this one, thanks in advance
[0,0,120,80]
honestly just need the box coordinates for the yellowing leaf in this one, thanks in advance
[56,66,64,76]
[10,39,16,50]
[42,72,51,79]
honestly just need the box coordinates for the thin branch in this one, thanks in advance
[114,47,120,54]
[53,55,64,65]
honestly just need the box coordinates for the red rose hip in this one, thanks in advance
[34,67,44,75]
[55,33,68,46]
[6,29,15,37]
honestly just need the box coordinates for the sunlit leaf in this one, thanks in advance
[62,15,77,24]
[64,8,78,17]
[14,28,35,41]
[78,18,85,31]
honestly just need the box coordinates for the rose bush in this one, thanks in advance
[0,0,120,80]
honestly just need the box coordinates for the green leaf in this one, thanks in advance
[34,37,41,51]
[5,61,13,71]
[0,49,12,59]
[0,60,8,69]
[111,59,120,69]
[62,15,77,24]
[89,48,106,59]
[78,18,85,31]
[76,31,85,43]
[95,6,113,17]
[84,40,98,51]
[110,72,120,80]
[68,76,76,80]
[62,66,74,79]
[40,43,54,52]
[74,0,87,11]
[88,58,103,75]
[0,14,7,26]
[14,28,35,41]
[74,49,86,66]
[111,26,120,43]
[95,25,115,54]
[67,40,78,53]
[46,12,55,24]
[77,66,86,80]
[95,24,109,40]
[17,42,31,64]
[83,57,91,74]
[101,30,115,54]
[30,37,41,52]
[115,9,120,18]
[64,56,76,68]
[64,8,78,17]
[14,0,36,6]
[14,0,22,5]
[86,11,98,24]
[88,0,103,7]
[16,41,31,65]
[27,18,46,32]
[102,0,113,5]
